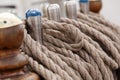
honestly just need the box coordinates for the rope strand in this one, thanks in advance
[22,13,120,80]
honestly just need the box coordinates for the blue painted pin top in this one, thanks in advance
[26,9,42,18]
[80,0,89,3]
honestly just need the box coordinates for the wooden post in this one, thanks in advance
[0,12,40,80]
[89,0,102,13]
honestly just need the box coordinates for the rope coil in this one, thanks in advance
[22,12,120,80]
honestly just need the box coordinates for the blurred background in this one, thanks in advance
[0,0,120,25]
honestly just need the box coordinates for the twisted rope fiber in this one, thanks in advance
[88,12,105,18]
[57,53,96,80]
[62,18,120,56]
[42,21,116,80]
[43,29,73,43]
[22,13,120,80]
[23,43,84,80]
[24,30,75,80]
[44,17,120,79]
[43,20,118,70]
[23,53,63,80]
[78,18,120,44]
[78,13,120,49]
[42,21,101,50]
[77,12,120,39]
[88,13,120,34]
[60,18,119,68]
[42,35,96,79]
[47,18,120,80]
[44,39,113,80]
[24,29,93,80]
[44,41,102,80]
[44,41,114,80]
[77,17,120,65]
[43,36,103,80]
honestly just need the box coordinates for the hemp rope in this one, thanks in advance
[42,21,115,79]
[21,13,120,80]
[24,29,93,80]
[43,20,118,69]
[89,12,104,18]
[23,53,63,80]
[60,18,119,68]
[77,12,120,39]
[88,13,120,34]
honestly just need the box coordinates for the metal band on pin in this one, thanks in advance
[80,0,89,14]
[26,9,43,44]
[47,4,61,22]
[65,1,77,19]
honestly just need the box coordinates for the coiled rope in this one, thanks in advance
[22,12,120,80]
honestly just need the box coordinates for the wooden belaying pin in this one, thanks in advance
[47,4,61,22]
[0,12,40,80]
[89,0,102,13]
[79,0,89,14]
[26,9,43,44]
[64,0,77,20]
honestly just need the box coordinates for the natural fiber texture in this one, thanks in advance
[22,12,120,80]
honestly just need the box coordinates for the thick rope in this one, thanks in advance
[60,18,119,69]
[24,54,63,80]
[22,13,120,80]
[24,30,74,80]
[88,13,120,34]
[78,18,120,44]
[77,12,120,39]
[42,21,113,80]
[23,29,93,80]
